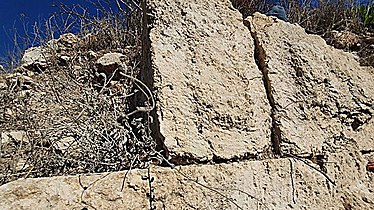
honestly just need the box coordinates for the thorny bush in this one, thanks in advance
[0,0,161,186]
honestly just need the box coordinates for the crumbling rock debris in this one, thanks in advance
[58,33,79,48]
[21,33,80,71]
[327,30,360,49]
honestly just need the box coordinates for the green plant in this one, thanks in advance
[359,5,374,27]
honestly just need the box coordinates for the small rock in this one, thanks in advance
[87,50,98,59]
[96,52,127,75]
[1,131,28,145]
[21,47,49,71]
[59,55,70,66]
[72,65,82,71]
[15,158,30,171]
[58,33,79,48]
[55,137,80,154]
[329,30,360,49]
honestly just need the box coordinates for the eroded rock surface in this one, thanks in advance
[148,0,271,163]
[1,1,374,209]
[0,153,372,210]
[246,13,374,156]
[22,47,50,71]
[96,52,127,74]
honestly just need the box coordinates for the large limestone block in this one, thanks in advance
[1,153,372,210]
[247,13,374,155]
[148,0,271,162]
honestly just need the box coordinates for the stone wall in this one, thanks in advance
[0,1,373,209]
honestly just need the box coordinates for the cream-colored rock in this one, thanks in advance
[1,153,373,210]
[1,131,28,145]
[247,13,374,155]
[21,47,50,70]
[96,52,126,74]
[54,137,80,155]
[1,2,374,209]
[58,33,79,48]
[148,0,271,163]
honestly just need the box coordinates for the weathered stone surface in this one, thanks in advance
[96,52,127,74]
[149,0,271,162]
[1,152,373,210]
[1,1,374,209]
[247,13,374,155]
[21,47,50,70]
[1,131,28,145]
[58,33,79,48]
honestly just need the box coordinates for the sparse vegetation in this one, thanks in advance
[232,0,374,67]
[0,0,161,186]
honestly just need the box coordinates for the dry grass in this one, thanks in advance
[232,0,374,67]
[0,0,161,186]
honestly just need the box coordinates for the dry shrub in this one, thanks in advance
[231,0,374,67]
[0,0,162,186]
[287,0,364,34]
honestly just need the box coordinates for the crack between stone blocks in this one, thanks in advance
[143,4,284,166]
[141,1,170,161]
[243,19,282,157]
[361,149,374,154]
[167,150,260,166]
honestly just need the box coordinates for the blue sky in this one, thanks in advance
[0,0,115,60]
[0,0,372,62]
[0,0,58,57]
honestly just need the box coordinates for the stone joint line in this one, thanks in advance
[244,20,282,156]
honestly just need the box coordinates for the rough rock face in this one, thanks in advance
[96,52,127,74]
[21,47,49,70]
[148,0,271,163]
[0,153,372,210]
[1,0,374,209]
[246,13,374,155]
[21,33,80,71]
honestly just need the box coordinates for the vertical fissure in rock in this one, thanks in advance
[243,20,282,156]
[140,1,169,159]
